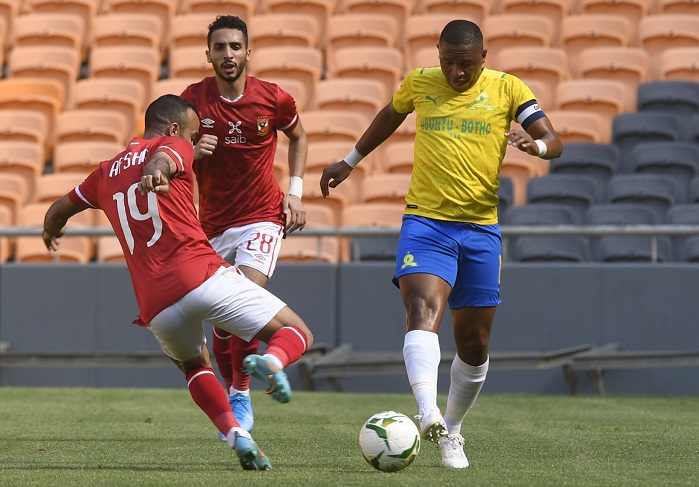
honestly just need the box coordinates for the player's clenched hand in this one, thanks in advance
[283,195,306,234]
[319,161,354,197]
[194,134,218,160]
[138,170,170,195]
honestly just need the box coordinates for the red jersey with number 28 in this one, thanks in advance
[68,136,229,325]
[181,76,299,238]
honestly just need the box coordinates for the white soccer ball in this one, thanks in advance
[359,410,421,472]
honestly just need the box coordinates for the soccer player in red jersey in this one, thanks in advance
[180,15,308,434]
[41,94,313,471]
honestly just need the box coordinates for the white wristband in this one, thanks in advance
[288,176,303,198]
[534,139,547,158]
[344,147,364,168]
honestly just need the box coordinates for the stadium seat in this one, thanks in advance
[548,142,619,190]
[0,172,29,225]
[170,13,212,50]
[577,0,651,44]
[636,81,699,118]
[178,0,255,20]
[555,79,627,137]
[0,140,45,202]
[0,205,13,262]
[665,204,699,262]
[0,109,49,154]
[483,14,554,55]
[545,110,607,144]
[379,140,413,174]
[492,47,569,99]
[313,78,386,125]
[52,141,125,174]
[0,0,18,46]
[300,110,366,145]
[73,78,146,140]
[341,202,404,261]
[417,0,490,25]
[500,146,546,206]
[261,0,334,48]
[526,174,599,220]
[101,0,176,55]
[88,45,161,103]
[497,0,571,45]
[585,203,671,263]
[14,202,94,264]
[657,0,699,14]
[96,235,125,263]
[576,47,650,112]
[403,13,455,71]
[659,47,699,82]
[328,46,404,99]
[12,12,85,61]
[360,173,411,204]
[167,46,213,79]
[262,77,309,112]
[639,15,699,80]
[277,203,340,263]
[33,172,87,203]
[305,140,371,178]
[498,175,514,218]
[150,78,200,104]
[627,142,699,202]
[339,0,414,48]
[91,13,162,59]
[28,0,97,42]
[55,110,129,146]
[325,14,398,74]
[689,114,699,146]
[249,13,320,50]
[381,111,416,154]
[560,15,633,78]
[249,46,323,107]
[6,45,80,110]
[606,173,679,219]
[502,203,588,263]
[611,112,685,169]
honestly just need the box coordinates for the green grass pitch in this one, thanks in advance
[0,388,697,486]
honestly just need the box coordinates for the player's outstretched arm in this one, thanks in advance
[42,196,87,251]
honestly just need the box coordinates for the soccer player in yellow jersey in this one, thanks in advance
[320,19,563,468]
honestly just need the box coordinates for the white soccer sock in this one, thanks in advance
[444,355,489,435]
[229,387,250,396]
[403,330,441,415]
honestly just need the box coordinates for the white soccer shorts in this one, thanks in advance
[209,222,284,278]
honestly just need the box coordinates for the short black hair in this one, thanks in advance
[208,15,248,47]
[439,20,483,46]
[145,95,198,135]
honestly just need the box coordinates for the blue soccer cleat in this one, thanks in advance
[230,393,254,431]
[242,354,292,403]
[232,431,271,471]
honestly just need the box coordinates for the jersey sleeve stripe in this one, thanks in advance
[158,145,185,172]
[74,186,96,208]
[279,113,298,132]
[516,100,546,130]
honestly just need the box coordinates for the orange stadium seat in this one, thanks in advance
[341,202,404,261]
[380,111,416,161]
[55,110,129,146]
[27,0,97,42]
[411,46,439,70]
[0,17,6,67]
[262,77,309,112]
[305,140,358,175]
[88,45,161,103]
[360,173,411,203]
[546,110,607,144]
[96,235,125,263]
[170,13,212,50]
[302,176,352,230]
[328,46,404,98]
[12,12,85,60]
[659,47,699,82]
[0,140,46,202]
[150,77,202,103]
[497,0,571,45]
[33,172,87,203]
[102,0,176,54]
[339,0,414,48]
[577,0,652,44]
[277,203,340,263]
[300,109,367,145]
[0,205,13,262]
[657,0,699,14]
[639,15,699,81]
[403,13,455,71]
[261,0,334,48]
[249,46,323,108]
[167,46,213,79]
[378,140,413,174]
[178,0,255,20]
[249,13,320,49]
[72,77,146,140]
[493,47,569,98]
[483,14,554,54]
[0,0,20,46]
[576,47,650,111]
[313,78,387,125]
[523,79,554,111]
[555,79,626,138]
[561,15,633,78]
[6,45,80,110]
[52,141,125,174]
[325,14,398,74]
[0,172,29,225]
[417,0,490,26]
[92,12,163,59]
[0,109,48,153]
[14,202,94,263]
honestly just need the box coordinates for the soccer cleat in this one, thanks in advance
[415,409,447,444]
[439,434,469,469]
[242,354,291,403]
[232,432,272,471]
[230,393,254,431]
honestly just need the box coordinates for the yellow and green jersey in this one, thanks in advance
[392,67,537,224]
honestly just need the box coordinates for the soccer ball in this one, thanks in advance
[359,411,421,472]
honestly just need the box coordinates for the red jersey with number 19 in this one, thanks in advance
[181,76,299,238]
[67,136,229,325]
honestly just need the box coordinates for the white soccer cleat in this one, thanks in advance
[415,409,447,444]
[439,433,470,468]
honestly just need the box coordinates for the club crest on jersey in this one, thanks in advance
[225,120,246,144]
[257,115,270,136]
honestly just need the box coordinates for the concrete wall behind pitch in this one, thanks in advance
[1,263,698,395]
